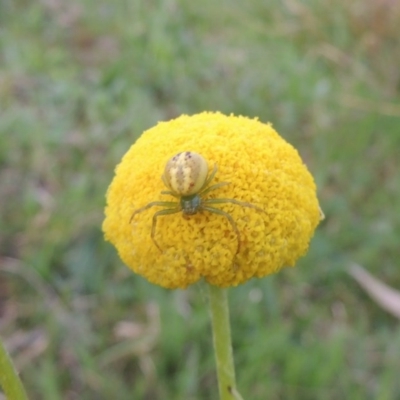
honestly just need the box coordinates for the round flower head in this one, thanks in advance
[103,112,323,289]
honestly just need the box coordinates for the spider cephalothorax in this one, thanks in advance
[130,151,264,254]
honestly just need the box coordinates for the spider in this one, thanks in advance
[130,151,264,254]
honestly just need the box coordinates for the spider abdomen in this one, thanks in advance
[163,151,208,196]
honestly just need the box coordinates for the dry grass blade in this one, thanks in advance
[349,263,400,319]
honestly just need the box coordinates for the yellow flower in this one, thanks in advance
[103,112,323,289]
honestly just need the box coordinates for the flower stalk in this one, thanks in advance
[207,283,243,400]
[0,336,28,400]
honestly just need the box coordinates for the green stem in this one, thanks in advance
[0,335,28,400]
[207,284,243,400]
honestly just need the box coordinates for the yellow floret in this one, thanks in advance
[103,112,323,289]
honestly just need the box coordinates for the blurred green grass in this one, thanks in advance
[1,0,400,399]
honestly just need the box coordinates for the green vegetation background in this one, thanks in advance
[1,0,400,399]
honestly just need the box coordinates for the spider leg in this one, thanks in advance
[203,198,265,213]
[161,173,174,190]
[199,181,230,197]
[130,201,178,223]
[199,163,218,192]
[150,208,181,252]
[202,205,242,255]
[161,190,179,198]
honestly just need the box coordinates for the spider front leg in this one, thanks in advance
[202,205,242,255]
[130,201,180,252]
[204,198,265,213]
[150,208,181,252]
[129,201,178,223]
[203,198,265,255]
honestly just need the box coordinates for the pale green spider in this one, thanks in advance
[130,151,264,254]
